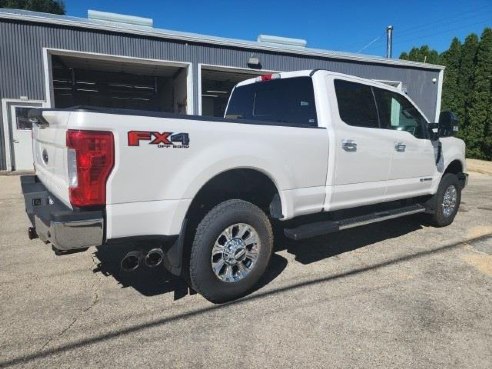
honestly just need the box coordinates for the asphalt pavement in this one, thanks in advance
[0,172,491,368]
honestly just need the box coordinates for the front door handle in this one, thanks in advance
[395,142,406,152]
[13,139,19,144]
[342,139,357,152]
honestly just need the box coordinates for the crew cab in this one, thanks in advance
[22,70,467,303]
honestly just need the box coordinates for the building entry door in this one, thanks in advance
[7,101,43,171]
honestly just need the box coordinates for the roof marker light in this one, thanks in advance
[256,73,281,82]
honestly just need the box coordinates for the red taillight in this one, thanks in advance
[261,74,273,81]
[66,130,114,207]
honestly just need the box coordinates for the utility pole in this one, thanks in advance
[386,25,393,58]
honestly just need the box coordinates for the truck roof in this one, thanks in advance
[235,70,403,94]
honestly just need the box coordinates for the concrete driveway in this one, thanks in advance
[1,173,491,368]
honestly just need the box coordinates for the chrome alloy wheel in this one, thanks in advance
[211,223,260,283]
[442,185,457,217]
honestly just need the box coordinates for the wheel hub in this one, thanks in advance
[442,185,457,217]
[210,223,260,283]
[223,238,247,265]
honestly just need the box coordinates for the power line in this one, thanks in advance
[395,13,492,40]
[357,32,385,53]
[392,18,491,47]
[351,4,491,55]
[395,3,492,37]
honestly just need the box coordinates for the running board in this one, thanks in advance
[284,204,426,241]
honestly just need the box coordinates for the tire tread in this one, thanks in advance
[429,173,461,227]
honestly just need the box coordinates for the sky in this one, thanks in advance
[64,0,492,58]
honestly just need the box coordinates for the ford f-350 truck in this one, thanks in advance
[22,70,467,303]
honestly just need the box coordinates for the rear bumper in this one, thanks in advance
[21,175,104,251]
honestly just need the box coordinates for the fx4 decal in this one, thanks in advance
[128,131,190,148]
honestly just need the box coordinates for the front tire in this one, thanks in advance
[189,199,273,303]
[429,173,461,227]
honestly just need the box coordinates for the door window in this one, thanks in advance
[334,79,379,129]
[373,88,427,139]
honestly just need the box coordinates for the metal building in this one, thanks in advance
[0,8,444,171]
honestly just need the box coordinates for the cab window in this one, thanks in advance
[334,79,379,129]
[373,87,428,139]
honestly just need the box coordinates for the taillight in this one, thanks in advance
[66,130,114,207]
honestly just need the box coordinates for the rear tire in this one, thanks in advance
[429,173,461,227]
[189,199,273,303]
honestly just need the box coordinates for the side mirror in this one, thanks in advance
[438,111,459,137]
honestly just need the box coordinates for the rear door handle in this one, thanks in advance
[395,142,406,152]
[342,139,357,152]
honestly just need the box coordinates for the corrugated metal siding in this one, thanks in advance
[0,19,441,170]
[194,45,439,118]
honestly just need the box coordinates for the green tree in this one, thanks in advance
[0,0,65,15]
[466,28,492,159]
[440,38,462,122]
[400,29,492,160]
[458,33,480,142]
[399,45,440,64]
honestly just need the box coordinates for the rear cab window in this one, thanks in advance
[225,77,318,127]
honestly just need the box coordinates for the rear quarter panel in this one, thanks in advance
[68,112,330,232]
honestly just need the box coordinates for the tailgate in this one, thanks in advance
[30,110,72,207]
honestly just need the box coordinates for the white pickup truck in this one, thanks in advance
[22,70,467,302]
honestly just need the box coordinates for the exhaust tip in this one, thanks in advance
[145,248,164,268]
[121,251,142,272]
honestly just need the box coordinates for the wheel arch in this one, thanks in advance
[165,167,283,277]
[185,167,283,221]
[444,159,464,175]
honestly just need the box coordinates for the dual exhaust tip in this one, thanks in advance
[121,248,164,272]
